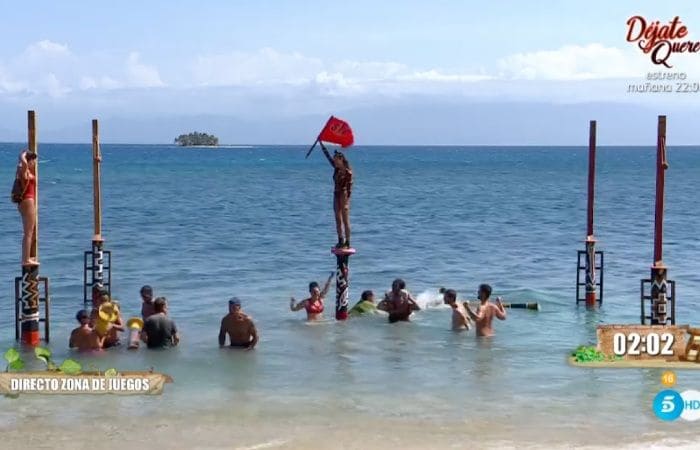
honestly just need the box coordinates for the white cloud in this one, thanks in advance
[497,44,652,80]
[41,73,71,98]
[24,40,71,59]
[80,75,122,90]
[126,52,165,87]
[192,47,324,86]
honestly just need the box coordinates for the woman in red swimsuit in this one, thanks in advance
[14,150,38,266]
[320,142,353,249]
[290,272,334,321]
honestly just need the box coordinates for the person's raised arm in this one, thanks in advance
[494,298,507,320]
[319,142,334,166]
[464,302,483,321]
[290,297,307,311]
[321,271,334,298]
[218,318,227,347]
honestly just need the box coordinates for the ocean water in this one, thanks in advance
[1,143,699,446]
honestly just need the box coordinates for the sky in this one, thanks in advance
[1,1,700,144]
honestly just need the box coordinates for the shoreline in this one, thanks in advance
[0,408,696,450]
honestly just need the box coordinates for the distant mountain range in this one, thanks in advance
[0,100,698,146]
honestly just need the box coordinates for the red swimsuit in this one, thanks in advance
[23,178,36,200]
[305,299,324,315]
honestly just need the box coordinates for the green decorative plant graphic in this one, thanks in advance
[34,347,82,375]
[4,348,25,372]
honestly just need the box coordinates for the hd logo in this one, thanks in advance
[653,389,700,421]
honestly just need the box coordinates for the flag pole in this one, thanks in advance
[305,138,319,159]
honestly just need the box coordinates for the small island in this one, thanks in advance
[174,132,219,147]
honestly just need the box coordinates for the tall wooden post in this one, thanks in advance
[649,115,670,325]
[21,111,41,345]
[584,120,598,307]
[576,120,603,307]
[84,119,111,308]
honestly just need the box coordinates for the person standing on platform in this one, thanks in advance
[464,284,506,337]
[12,150,39,266]
[142,297,180,349]
[218,298,258,350]
[320,142,353,249]
[290,272,334,321]
[443,288,471,331]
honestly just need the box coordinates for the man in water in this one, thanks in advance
[443,288,471,331]
[218,298,258,350]
[140,285,156,320]
[142,297,180,349]
[378,278,420,323]
[349,290,377,316]
[69,309,103,351]
[464,284,506,337]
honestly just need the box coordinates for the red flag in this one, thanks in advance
[318,116,354,148]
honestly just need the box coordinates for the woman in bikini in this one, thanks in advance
[290,272,334,321]
[12,150,39,266]
[320,142,353,249]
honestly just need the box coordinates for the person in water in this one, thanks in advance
[90,291,124,348]
[290,272,334,321]
[320,142,353,249]
[218,298,258,350]
[69,309,103,351]
[443,288,471,331]
[12,150,39,266]
[349,290,378,316]
[378,278,420,323]
[140,285,156,320]
[463,284,506,337]
[142,297,180,349]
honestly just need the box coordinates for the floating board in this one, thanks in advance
[331,247,356,256]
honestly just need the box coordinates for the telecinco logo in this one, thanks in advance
[653,389,700,421]
[626,16,700,68]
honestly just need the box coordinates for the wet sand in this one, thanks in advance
[1,408,697,450]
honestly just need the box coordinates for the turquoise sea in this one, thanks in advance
[1,143,699,448]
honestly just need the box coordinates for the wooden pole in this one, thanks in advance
[587,120,596,238]
[650,115,669,325]
[28,110,38,260]
[21,110,41,345]
[584,120,598,307]
[92,119,103,242]
[653,116,667,265]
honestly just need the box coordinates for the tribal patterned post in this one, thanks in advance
[585,120,598,307]
[649,115,670,325]
[84,119,110,308]
[335,253,350,320]
[21,110,42,345]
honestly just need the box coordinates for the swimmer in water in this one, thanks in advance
[349,290,378,316]
[464,284,506,337]
[378,278,420,323]
[89,291,124,348]
[140,285,156,320]
[290,272,334,321]
[69,309,103,351]
[443,288,471,331]
[219,297,258,350]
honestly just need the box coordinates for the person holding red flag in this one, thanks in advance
[320,142,353,248]
[307,116,355,249]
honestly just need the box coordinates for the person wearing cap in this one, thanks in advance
[218,298,258,350]
[140,285,156,320]
[141,297,179,349]
[69,309,103,351]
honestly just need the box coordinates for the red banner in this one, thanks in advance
[318,116,354,148]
